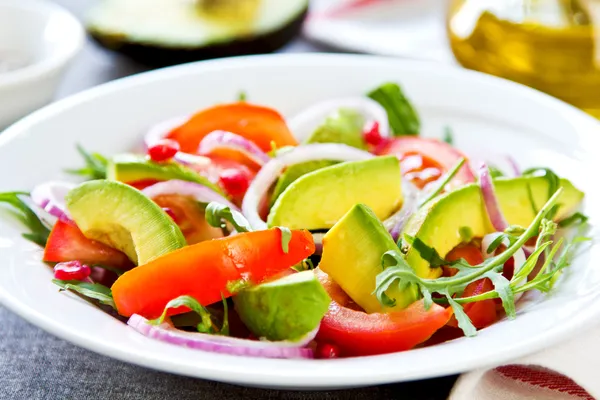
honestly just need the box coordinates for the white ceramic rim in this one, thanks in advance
[0,0,84,87]
[1,54,600,388]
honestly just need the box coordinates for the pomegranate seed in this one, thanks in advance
[54,261,91,281]
[363,120,384,146]
[148,139,180,162]
[219,167,251,197]
[162,207,177,222]
[315,342,340,359]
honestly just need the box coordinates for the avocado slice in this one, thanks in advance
[86,0,308,66]
[268,156,403,230]
[233,270,330,341]
[320,204,419,313]
[107,154,223,194]
[66,180,186,265]
[270,109,368,206]
[404,176,585,279]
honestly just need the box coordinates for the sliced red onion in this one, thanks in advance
[198,131,270,166]
[31,181,75,221]
[143,115,189,149]
[384,180,420,242]
[478,163,509,232]
[287,97,390,141]
[141,180,239,212]
[506,156,521,177]
[127,314,315,359]
[242,144,374,230]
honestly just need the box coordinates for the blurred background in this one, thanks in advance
[2,0,600,127]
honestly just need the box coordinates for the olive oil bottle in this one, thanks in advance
[447,0,600,117]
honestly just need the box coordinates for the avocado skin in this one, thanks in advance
[89,8,307,67]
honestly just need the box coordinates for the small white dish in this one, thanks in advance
[0,0,84,128]
[0,54,599,389]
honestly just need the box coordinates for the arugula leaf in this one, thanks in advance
[219,293,229,336]
[367,83,420,135]
[522,167,561,217]
[404,234,473,269]
[277,226,291,254]
[419,158,466,206]
[293,258,315,272]
[150,295,222,334]
[0,192,50,246]
[558,212,588,228]
[205,202,252,233]
[53,279,116,309]
[226,279,250,294]
[486,271,515,318]
[238,91,247,102]
[443,126,454,145]
[66,144,108,180]
[488,165,505,179]
[447,296,476,337]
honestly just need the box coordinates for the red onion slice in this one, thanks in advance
[143,115,189,149]
[506,156,521,177]
[141,180,239,212]
[242,143,374,230]
[127,314,315,359]
[31,181,75,221]
[478,162,509,232]
[198,130,270,166]
[384,180,420,242]
[287,97,390,141]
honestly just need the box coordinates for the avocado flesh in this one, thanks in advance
[268,156,403,230]
[320,204,419,313]
[270,109,368,206]
[404,176,584,279]
[66,180,186,265]
[107,154,223,195]
[87,0,308,66]
[233,271,330,341]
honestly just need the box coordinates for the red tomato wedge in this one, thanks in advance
[315,270,452,357]
[112,229,315,318]
[448,278,497,330]
[43,220,132,269]
[376,137,476,188]
[167,102,298,153]
[442,243,484,277]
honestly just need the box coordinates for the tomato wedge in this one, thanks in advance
[376,137,475,188]
[43,220,132,269]
[442,243,484,277]
[167,102,298,153]
[112,229,315,318]
[151,194,224,245]
[448,278,497,330]
[315,270,452,357]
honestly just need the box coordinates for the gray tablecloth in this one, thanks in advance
[0,1,457,398]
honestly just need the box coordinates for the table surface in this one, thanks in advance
[0,1,457,398]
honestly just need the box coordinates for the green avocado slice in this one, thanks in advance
[66,180,186,265]
[86,0,308,66]
[403,176,585,279]
[233,270,330,341]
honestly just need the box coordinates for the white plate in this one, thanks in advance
[1,54,600,390]
[305,0,454,63]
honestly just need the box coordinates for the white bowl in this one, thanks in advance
[1,54,600,389]
[0,0,83,128]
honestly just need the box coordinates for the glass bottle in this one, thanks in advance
[447,0,600,117]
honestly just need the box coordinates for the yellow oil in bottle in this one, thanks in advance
[448,0,600,117]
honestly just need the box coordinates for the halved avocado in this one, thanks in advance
[86,0,309,66]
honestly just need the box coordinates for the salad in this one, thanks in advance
[0,83,589,360]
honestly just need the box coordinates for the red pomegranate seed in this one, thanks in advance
[54,261,91,281]
[363,120,384,146]
[148,139,180,162]
[219,168,251,197]
[315,342,340,359]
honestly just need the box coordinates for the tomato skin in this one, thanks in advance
[167,102,297,153]
[315,270,452,357]
[443,243,484,277]
[448,278,497,330]
[112,229,315,318]
[376,137,475,188]
[43,220,133,269]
